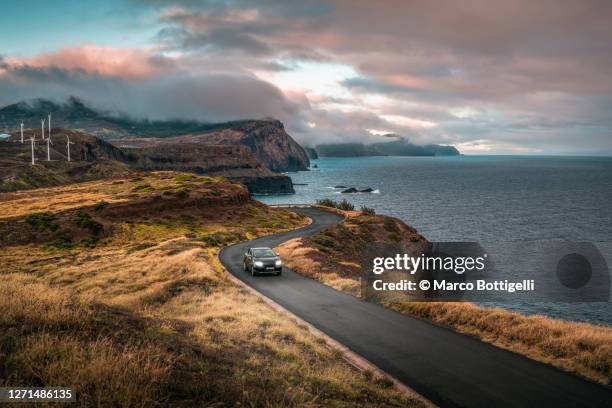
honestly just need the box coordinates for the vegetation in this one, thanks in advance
[25,212,58,232]
[338,199,355,211]
[361,206,376,215]
[73,210,103,236]
[0,173,420,407]
[315,198,355,211]
[94,200,108,211]
[315,198,338,208]
[276,213,612,386]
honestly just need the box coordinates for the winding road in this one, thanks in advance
[219,207,611,408]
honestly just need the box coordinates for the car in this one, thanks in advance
[243,247,283,276]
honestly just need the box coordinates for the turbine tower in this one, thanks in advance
[20,122,24,143]
[48,114,51,141]
[41,118,45,140]
[30,136,36,165]
[46,136,53,161]
[66,135,75,162]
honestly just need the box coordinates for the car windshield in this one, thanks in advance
[253,249,276,258]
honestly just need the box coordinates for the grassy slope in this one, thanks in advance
[0,174,422,407]
[276,211,612,386]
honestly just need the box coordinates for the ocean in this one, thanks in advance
[257,155,612,325]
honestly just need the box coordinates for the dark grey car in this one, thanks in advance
[243,247,283,276]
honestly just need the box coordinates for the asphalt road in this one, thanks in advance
[219,207,611,408]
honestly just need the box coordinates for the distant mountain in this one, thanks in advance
[316,138,460,157]
[315,143,382,157]
[0,98,310,172]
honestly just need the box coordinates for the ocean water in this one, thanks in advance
[257,156,612,325]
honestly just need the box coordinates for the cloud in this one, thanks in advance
[0,61,302,125]
[2,0,612,153]
[7,45,174,80]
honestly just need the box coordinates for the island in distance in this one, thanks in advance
[314,137,460,157]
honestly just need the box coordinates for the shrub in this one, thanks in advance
[337,199,355,211]
[312,234,337,249]
[316,198,338,208]
[74,210,103,235]
[198,231,245,247]
[79,236,97,248]
[46,235,74,250]
[360,206,376,215]
[174,189,189,199]
[94,200,108,211]
[26,212,58,232]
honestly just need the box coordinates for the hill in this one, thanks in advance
[0,98,310,172]
[0,174,419,407]
[0,129,293,194]
[316,138,460,157]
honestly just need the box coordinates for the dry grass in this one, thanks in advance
[276,213,612,386]
[0,176,421,407]
[0,178,129,219]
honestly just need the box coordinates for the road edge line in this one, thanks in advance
[224,270,436,408]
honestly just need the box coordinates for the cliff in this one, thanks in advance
[1,98,310,172]
[111,119,310,172]
[124,143,294,194]
[0,129,293,194]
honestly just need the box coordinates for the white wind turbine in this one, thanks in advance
[41,118,45,140]
[30,135,36,165]
[48,114,51,140]
[46,135,53,161]
[66,135,75,162]
[20,122,24,143]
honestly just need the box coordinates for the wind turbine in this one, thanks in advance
[48,114,51,140]
[20,122,24,143]
[66,135,75,162]
[46,136,53,161]
[30,136,36,165]
[41,118,45,140]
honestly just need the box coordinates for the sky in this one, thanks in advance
[1,0,611,154]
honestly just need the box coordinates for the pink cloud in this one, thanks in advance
[8,45,170,80]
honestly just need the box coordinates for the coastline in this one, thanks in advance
[274,208,612,386]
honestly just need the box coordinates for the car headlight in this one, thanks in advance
[254,261,264,267]
[275,260,282,267]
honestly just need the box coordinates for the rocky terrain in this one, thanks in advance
[0,129,293,194]
[110,119,309,172]
[0,98,310,172]
[125,143,293,194]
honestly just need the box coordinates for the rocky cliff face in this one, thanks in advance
[1,98,310,172]
[0,129,293,194]
[111,119,310,172]
[124,143,294,194]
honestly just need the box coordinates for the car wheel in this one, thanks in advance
[276,270,282,276]
[243,262,247,272]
